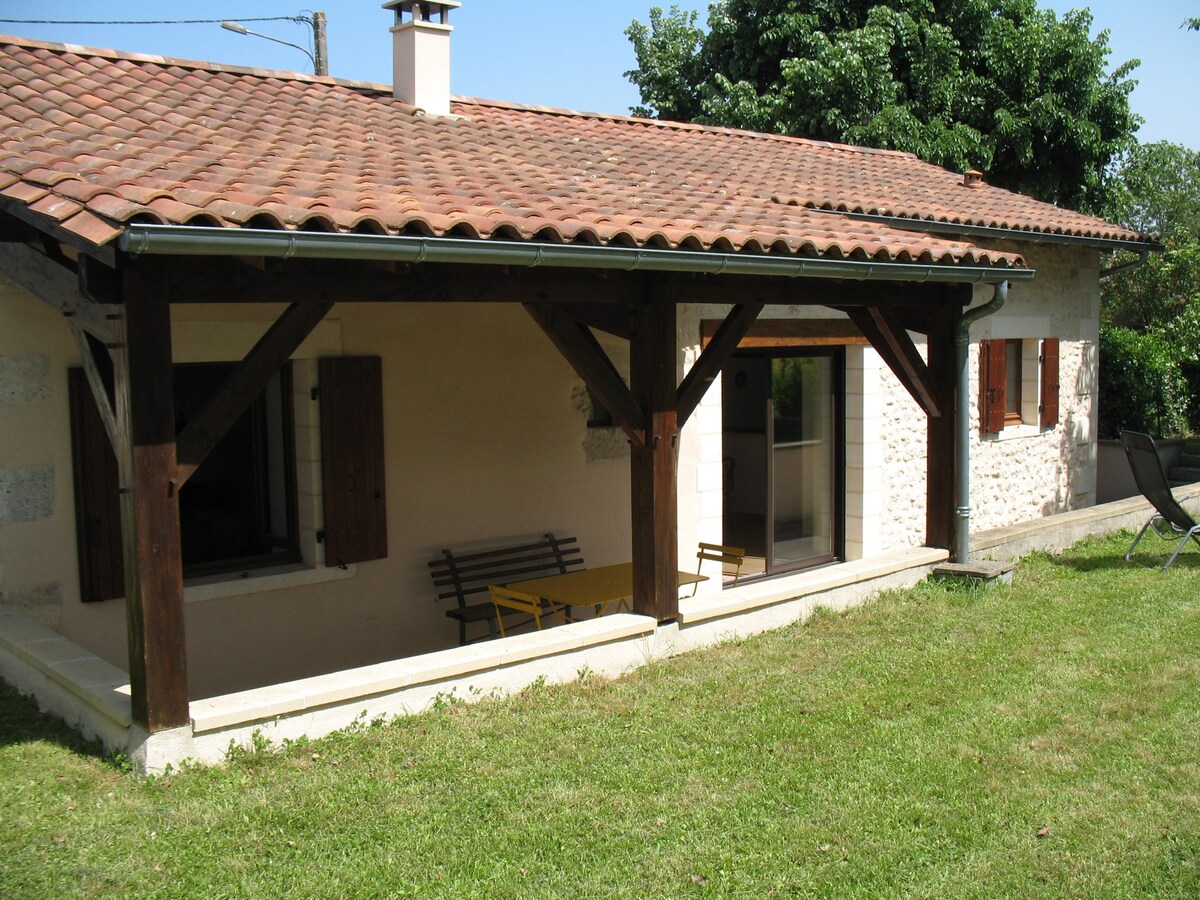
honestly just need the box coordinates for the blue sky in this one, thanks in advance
[1,1,1196,149]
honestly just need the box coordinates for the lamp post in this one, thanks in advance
[221,12,328,76]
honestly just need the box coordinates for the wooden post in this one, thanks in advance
[925,292,962,551]
[629,287,679,621]
[114,264,189,732]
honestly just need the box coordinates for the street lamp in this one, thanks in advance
[221,12,328,76]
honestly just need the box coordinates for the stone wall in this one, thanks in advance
[0,273,69,631]
[876,242,1101,549]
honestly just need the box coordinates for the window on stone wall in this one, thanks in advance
[980,338,1059,436]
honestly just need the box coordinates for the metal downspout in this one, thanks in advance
[954,280,1008,562]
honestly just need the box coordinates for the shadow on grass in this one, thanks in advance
[1049,543,1200,574]
[0,679,113,764]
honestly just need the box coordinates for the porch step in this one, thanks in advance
[931,560,1014,587]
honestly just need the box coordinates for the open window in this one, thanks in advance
[979,338,1059,436]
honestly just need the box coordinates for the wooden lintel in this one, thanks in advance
[69,322,121,452]
[175,301,333,486]
[677,302,763,427]
[702,317,869,348]
[0,241,118,343]
[841,305,942,418]
[662,273,944,307]
[155,257,646,306]
[524,303,646,448]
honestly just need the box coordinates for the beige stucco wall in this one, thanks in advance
[0,280,647,696]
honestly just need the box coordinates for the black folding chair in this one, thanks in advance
[1121,431,1200,570]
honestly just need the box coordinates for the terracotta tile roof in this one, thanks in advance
[0,36,1146,271]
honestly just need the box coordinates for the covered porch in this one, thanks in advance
[0,221,1015,757]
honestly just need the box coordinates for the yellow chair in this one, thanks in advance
[489,585,565,638]
[692,543,745,596]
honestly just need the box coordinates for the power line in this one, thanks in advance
[0,17,305,26]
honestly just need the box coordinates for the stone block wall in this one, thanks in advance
[0,273,70,630]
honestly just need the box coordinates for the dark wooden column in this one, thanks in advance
[629,288,679,621]
[925,292,962,551]
[114,264,189,732]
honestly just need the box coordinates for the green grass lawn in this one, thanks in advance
[3,531,1199,898]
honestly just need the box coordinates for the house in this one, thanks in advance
[0,4,1158,770]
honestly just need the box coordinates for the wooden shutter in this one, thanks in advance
[319,357,388,566]
[1040,337,1060,427]
[67,368,125,601]
[979,339,1007,434]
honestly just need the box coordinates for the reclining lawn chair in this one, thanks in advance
[1121,430,1200,570]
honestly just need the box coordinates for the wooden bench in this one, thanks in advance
[429,533,585,645]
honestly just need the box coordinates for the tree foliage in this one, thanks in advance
[626,1,1140,213]
[1100,141,1200,436]
[1102,142,1200,331]
[1098,323,1189,439]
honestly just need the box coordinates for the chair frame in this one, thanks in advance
[489,585,565,638]
[1121,430,1200,570]
[692,542,745,596]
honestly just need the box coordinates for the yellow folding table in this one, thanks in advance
[507,562,707,618]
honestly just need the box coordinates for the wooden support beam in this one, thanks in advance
[925,302,961,551]
[69,322,121,452]
[0,241,118,342]
[676,302,763,428]
[158,256,647,306]
[701,317,869,347]
[114,265,189,732]
[524,303,646,448]
[840,305,942,418]
[662,273,945,308]
[144,256,953,311]
[175,301,333,486]
[629,291,679,622]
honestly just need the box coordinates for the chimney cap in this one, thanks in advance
[963,169,985,188]
[383,1,461,27]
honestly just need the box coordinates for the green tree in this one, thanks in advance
[1101,141,1200,435]
[626,1,1140,213]
[1102,142,1200,330]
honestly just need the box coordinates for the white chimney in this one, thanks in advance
[383,0,461,116]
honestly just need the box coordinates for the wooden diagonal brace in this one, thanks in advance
[175,301,333,485]
[69,321,121,452]
[524,303,646,448]
[676,302,763,428]
[0,241,118,343]
[841,305,943,418]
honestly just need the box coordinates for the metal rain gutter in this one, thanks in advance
[1099,249,1151,279]
[117,225,1035,285]
[809,207,1163,255]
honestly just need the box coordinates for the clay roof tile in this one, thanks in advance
[0,34,1149,267]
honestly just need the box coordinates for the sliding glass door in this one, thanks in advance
[722,348,843,575]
